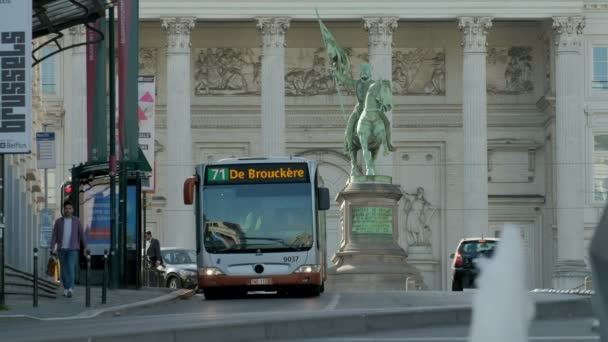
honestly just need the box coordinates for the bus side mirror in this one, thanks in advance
[183,176,199,205]
[318,187,330,211]
[449,253,455,259]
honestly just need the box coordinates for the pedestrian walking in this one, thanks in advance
[50,201,87,297]
[145,231,163,286]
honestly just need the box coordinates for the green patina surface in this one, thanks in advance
[350,175,392,184]
[352,207,393,234]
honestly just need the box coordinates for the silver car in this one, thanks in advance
[159,247,198,289]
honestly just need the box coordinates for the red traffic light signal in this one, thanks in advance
[64,184,72,194]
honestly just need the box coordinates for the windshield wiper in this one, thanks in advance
[244,237,302,251]
[213,243,246,253]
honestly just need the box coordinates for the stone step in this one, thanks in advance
[4,264,59,299]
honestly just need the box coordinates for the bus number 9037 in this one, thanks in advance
[283,256,299,263]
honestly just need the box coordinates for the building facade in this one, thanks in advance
[24,0,608,290]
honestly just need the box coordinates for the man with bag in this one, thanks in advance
[50,201,87,298]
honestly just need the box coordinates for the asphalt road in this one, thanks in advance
[0,291,595,342]
[279,317,599,342]
[121,291,473,317]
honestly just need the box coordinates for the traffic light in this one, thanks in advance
[60,181,72,215]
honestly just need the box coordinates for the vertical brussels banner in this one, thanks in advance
[86,18,108,162]
[138,76,155,191]
[0,0,32,154]
[117,0,139,161]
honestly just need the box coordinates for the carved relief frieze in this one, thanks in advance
[139,48,158,75]
[285,48,336,96]
[284,46,445,96]
[487,47,534,95]
[194,48,262,96]
[284,47,367,96]
[392,48,445,95]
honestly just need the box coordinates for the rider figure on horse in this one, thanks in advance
[332,63,395,156]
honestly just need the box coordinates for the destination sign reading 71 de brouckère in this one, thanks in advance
[205,163,309,184]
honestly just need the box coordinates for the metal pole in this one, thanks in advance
[85,249,90,307]
[43,124,48,210]
[119,162,127,287]
[135,172,141,289]
[0,223,4,306]
[102,249,107,304]
[0,154,5,306]
[108,5,118,290]
[142,192,147,287]
[33,248,38,307]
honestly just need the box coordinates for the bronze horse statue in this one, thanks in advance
[348,79,393,177]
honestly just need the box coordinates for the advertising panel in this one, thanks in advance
[81,183,137,255]
[138,76,155,191]
[0,0,32,153]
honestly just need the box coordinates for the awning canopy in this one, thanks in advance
[33,0,112,39]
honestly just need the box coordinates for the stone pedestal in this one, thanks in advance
[327,178,425,291]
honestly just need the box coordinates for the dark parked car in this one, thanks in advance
[450,238,498,291]
[160,248,198,289]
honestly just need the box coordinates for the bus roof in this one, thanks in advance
[208,156,310,165]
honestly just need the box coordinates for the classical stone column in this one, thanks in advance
[161,18,196,249]
[363,17,398,177]
[458,17,492,238]
[552,16,589,289]
[66,25,87,167]
[256,17,290,157]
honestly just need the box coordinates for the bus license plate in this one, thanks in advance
[251,278,272,285]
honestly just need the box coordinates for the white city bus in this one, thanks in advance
[183,157,330,299]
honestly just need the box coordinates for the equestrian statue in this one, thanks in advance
[317,13,395,177]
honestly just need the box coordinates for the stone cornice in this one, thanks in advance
[255,17,291,48]
[155,104,547,128]
[458,17,493,53]
[139,2,584,19]
[363,17,398,49]
[584,1,608,10]
[161,17,196,52]
[552,16,585,53]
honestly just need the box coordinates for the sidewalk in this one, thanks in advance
[0,286,193,320]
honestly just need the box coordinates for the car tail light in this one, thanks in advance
[454,252,463,267]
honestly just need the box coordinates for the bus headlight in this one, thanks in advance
[294,265,321,273]
[200,267,224,276]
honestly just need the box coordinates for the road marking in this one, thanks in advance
[324,293,341,311]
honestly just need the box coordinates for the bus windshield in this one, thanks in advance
[202,182,314,253]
